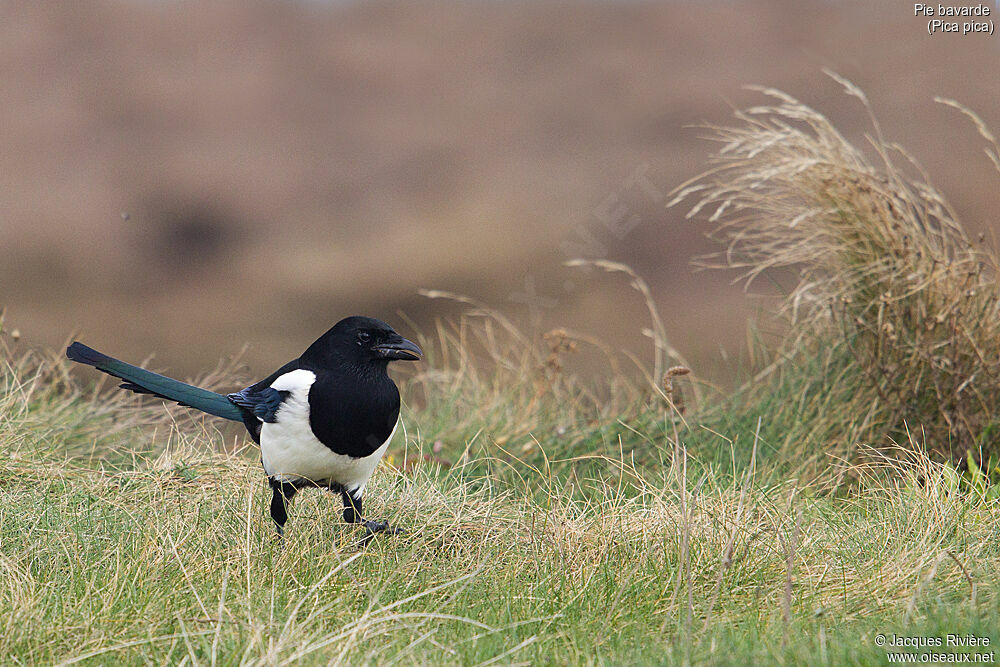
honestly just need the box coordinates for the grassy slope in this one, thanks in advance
[2,342,999,666]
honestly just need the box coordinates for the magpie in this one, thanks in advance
[66,316,421,538]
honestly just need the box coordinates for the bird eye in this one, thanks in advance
[357,332,371,345]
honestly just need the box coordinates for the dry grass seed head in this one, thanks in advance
[676,75,1000,462]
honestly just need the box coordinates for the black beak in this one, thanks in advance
[373,337,422,361]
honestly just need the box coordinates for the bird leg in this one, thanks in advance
[340,489,362,525]
[269,479,298,537]
[340,490,404,539]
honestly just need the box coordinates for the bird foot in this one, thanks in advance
[354,520,405,547]
[362,519,405,535]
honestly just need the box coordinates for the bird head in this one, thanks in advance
[302,316,422,370]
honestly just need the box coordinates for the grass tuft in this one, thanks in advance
[675,76,1000,464]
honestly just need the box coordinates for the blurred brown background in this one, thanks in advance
[2,0,998,383]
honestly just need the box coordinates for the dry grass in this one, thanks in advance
[407,286,675,467]
[674,74,1000,462]
[408,260,703,462]
[0,314,249,464]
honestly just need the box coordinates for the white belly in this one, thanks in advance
[259,369,394,493]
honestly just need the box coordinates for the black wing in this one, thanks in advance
[225,358,304,443]
[227,386,289,424]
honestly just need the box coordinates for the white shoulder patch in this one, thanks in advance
[270,369,316,392]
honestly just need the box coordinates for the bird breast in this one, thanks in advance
[259,368,393,493]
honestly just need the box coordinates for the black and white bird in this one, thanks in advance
[66,316,421,538]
